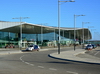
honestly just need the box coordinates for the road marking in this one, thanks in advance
[66,71,78,74]
[20,55,25,62]
[20,55,78,74]
[20,55,24,60]
[30,64,34,66]
[49,68,57,71]
[25,62,30,64]
[38,66,44,68]
[22,60,25,62]
[94,51,100,55]
[20,55,35,67]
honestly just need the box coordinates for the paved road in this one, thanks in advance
[86,48,100,58]
[0,47,100,74]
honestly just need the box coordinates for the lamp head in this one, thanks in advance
[81,15,85,16]
[70,0,75,2]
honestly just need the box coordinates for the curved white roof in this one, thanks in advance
[0,21,92,40]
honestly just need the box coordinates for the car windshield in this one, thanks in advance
[28,45,34,47]
[87,45,92,47]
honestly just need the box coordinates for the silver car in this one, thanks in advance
[26,44,40,51]
[85,44,93,50]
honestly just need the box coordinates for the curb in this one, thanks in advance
[48,54,100,65]
[0,51,22,55]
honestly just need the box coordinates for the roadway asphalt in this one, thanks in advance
[0,47,100,65]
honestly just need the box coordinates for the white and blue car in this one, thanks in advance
[26,44,40,51]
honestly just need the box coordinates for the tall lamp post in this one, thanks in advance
[88,26,94,44]
[41,24,43,46]
[12,17,29,50]
[91,29,96,40]
[58,0,75,54]
[40,23,48,47]
[94,32,98,40]
[74,14,85,51]
[82,22,89,48]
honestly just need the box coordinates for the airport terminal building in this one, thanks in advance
[0,21,92,48]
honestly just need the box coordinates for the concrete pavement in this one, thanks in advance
[0,47,53,55]
[48,48,100,65]
[0,47,56,55]
[0,48,22,55]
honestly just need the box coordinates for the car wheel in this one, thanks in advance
[31,49,34,52]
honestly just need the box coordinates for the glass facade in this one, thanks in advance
[0,31,74,48]
[22,32,67,42]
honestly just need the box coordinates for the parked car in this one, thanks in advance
[26,44,40,51]
[85,44,93,50]
[84,44,88,47]
[92,44,97,49]
[5,44,15,48]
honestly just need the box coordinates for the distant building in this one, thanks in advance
[0,21,92,48]
[85,40,100,45]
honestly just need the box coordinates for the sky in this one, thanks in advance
[0,0,100,40]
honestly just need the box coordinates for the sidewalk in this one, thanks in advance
[48,48,100,65]
[0,47,56,55]
[0,48,22,55]
[0,47,55,55]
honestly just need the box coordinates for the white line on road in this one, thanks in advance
[20,55,25,60]
[20,55,25,62]
[94,51,100,55]
[20,55,24,60]
[22,60,25,62]
[49,68,57,71]
[30,64,34,66]
[66,71,78,74]
[25,62,30,65]
[38,66,44,68]
[20,55,35,67]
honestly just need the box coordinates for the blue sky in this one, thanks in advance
[0,0,100,40]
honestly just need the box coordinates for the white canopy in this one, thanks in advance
[0,21,92,40]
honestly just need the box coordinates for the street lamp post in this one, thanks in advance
[91,29,96,40]
[41,24,43,46]
[88,26,94,44]
[12,17,29,50]
[74,14,85,51]
[40,23,48,47]
[63,30,64,39]
[51,26,56,41]
[82,22,89,48]
[58,0,75,54]
[54,28,55,41]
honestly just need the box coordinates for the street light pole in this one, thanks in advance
[88,26,94,44]
[12,17,29,50]
[40,23,47,47]
[82,22,89,48]
[41,24,43,46]
[58,0,75,54]
[54,28,55,41]
[74,14,85,51]
[91,29,96,39]
[82,22,84,45]
[58,0,60,54]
